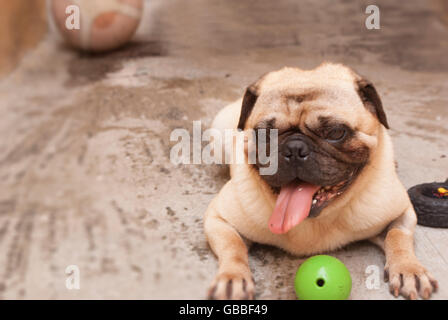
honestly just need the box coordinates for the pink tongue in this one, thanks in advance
[269,182,320,234]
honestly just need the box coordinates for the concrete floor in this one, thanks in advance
[0,0,447,299]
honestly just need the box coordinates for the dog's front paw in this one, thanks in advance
[385,259,438,299]
[207,271,255,300]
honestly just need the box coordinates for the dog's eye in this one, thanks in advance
[326,127,346,142]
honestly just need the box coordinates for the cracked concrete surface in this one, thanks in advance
[0,0,447,299]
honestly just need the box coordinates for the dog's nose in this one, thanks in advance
[282,140,310,161]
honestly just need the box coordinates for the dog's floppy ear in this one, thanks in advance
[356,79,389,129]
[237,84,259,130]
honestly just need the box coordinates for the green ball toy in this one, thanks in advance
[294,255,352,300]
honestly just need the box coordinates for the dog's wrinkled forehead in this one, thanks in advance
[239,63,389,132]
[258,64,357,93]
[257,64,367,114]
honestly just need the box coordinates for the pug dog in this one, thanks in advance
[204,63,438,300]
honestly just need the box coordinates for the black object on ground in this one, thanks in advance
[408,179,448,228]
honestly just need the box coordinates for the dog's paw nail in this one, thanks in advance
[207,285,217,300]
[225,280,233,299]
[409,292,417,300]
[207,273,255,300]
[384,269,389,282]
[431,280,438,291]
